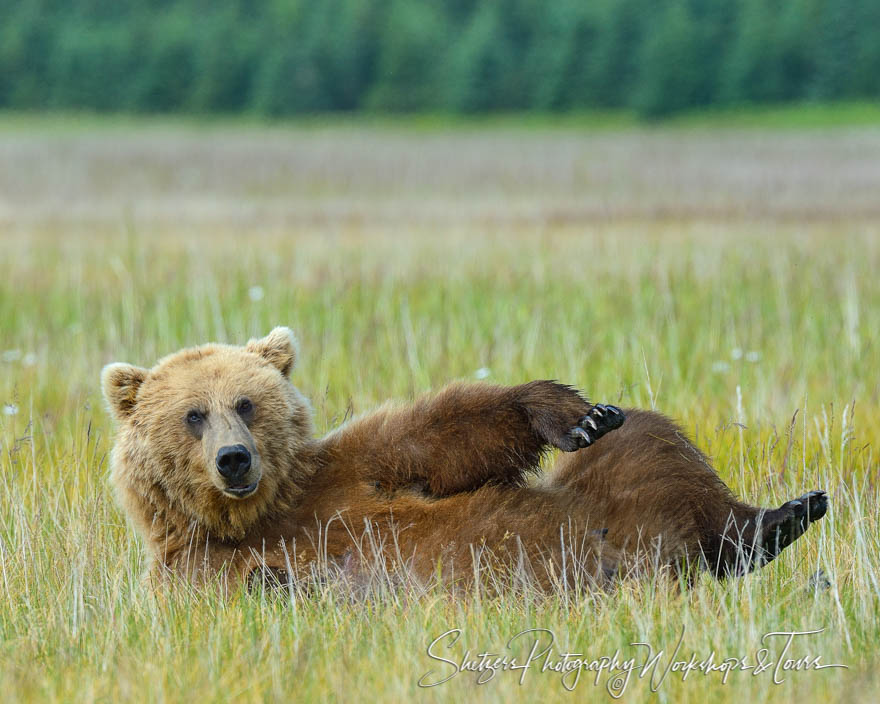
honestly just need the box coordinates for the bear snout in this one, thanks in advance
[216,444,252,483]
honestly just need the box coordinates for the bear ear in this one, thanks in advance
[246,327,298,377]
[101,363,148,421]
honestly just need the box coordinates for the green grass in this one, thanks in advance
[1,101,878,135]
[0,121,879,703]
[661,101,880,129]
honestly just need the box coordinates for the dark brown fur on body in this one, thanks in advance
[102,327,827,593]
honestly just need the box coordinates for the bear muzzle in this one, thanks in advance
[216,444,260,498]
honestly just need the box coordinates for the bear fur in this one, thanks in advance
[102,327,827,592]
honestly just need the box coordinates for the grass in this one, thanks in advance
[0,116,879,702]
[1,100,879,133]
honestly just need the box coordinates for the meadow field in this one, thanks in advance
[0,116,879,702]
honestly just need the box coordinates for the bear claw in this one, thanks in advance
[568,404,625,449]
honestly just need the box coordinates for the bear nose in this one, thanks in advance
[216,444,251,481]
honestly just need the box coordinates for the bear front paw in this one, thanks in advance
[565,404,625,451]
[246,565,291,592]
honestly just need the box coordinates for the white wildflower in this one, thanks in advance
[3,403,18,416]
[731,347,743,360]
[248,286,265,302]
[2,349,21,363]
[745,350,761,363]
[474,367,491,380]
[712,361,731,373]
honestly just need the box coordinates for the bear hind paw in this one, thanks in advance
[759,490,828,563]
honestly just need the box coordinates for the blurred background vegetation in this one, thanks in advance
[2,0,879,119]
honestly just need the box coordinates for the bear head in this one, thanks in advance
[102,327,314,541]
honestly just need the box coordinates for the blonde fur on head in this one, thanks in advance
[102,329,315,557]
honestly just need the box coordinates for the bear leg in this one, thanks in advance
[548,409,828,579]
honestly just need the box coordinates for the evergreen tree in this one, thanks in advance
[444,1,517,112]
[633,0,705,116]
[365,0,448,111]
[0,0,876,116]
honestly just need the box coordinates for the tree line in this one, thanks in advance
[2,0,878,117]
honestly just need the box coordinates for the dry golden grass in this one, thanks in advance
[0,117,878,703]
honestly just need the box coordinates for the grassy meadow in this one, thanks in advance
[1,115,879,702]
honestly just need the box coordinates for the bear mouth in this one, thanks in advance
[222,482,259,499]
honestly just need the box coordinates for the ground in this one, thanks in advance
[0,111,878,703]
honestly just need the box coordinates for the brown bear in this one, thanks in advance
[101,327,827,592]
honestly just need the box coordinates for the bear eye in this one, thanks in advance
[185,409,204,426]
[236,398,254,416]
